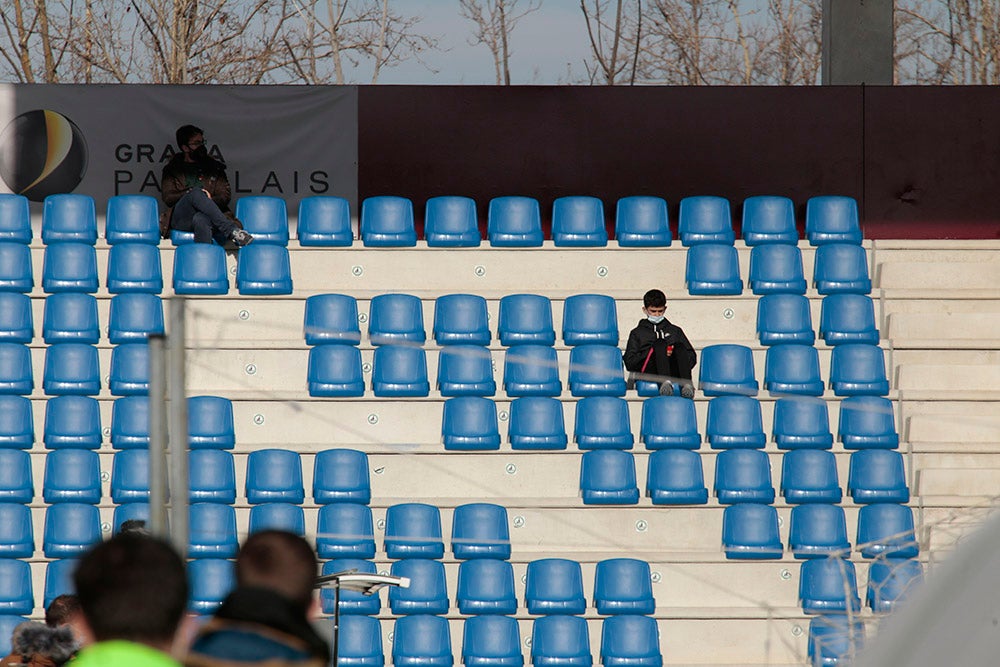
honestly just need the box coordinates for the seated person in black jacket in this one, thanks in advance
[623,289,697,397]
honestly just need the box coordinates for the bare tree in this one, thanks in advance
[896,0,1000,84]
[459,0,541,85]
[0,0,72,82]
[579,0,643,84]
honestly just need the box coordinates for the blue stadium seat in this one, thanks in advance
[806,196,862,246]
[756,294,815,346]
[867,558,923,614]
[714,449,775,505]
[705,395,766,449]
[452,503,511,560]
[105,195,160,245]
[847,450,909,504]
[112,503,151,534]
[788,504,851,559]
[829,344,889,397]
[42,293,99,344]
[110,449,149,503]
[0,244,33,293]
[0,450,32,504]
[108,293,164,344]
[699,344,757,397]
[336,615,385,667]
[438,346,496,396]
[0,293,33,343]
[857,503,919,559]
[593,558,655,615]
[722,503,783,560]
[0,396,33,449]
[552,196,608,246]
[462,615,524,667]
[316,503,376,559]
[392,614,454,667]
[813,244,871,295]
[531,615,591,667]
[368,294,426,345]
[109,396,148,449]
[457,558,517,615]
[245,449,304,504]
[646,449,708,505]
[0,560,33,615]
[361,196,416,247]
[568,345,627,397]
[248,503,305,536]
[189,450,236,504]
[0,344,32,395]
[497,294,555,346]
[748,244,808,295]
[0,194,31,244]
[42,243,99,293]
[307,345,365,397]
[0,615,28,655]
[772,397,833,450]
[442,396,501,450]
[188,396,236,449]
[389,559,449,615]
[43,503,102,557]
[580,450,639,505]
[574,396,634,449]
[42,194,97,244]
[304,294,362,345]
[615,196,671,247]
[109,342,150,396]
[562,294,618,346]
[685,243,742,295]
[384,503,445,559]
[639,396,701,450]
[188,558,235,614]
[808,615,865,667]
[780,449,842,504]
[487,196,543,247]
[678,196,734,246]
[188,503,239,558]
[235,196,289,245]
[169,229,196,246]
[838,396,899,449]
[313,448,371,504]
[296,196,353,246]
[741,196,798,245]
[508,397,567,450]
[236,244,293,295]
[524,559,586,615]
[424,196,481,247]
[764,344,824,396]
[0,503,34,558]
[172,243,228,294]
[43,448,101,504]
[321,559,381,615]
[503,345,561,397]
[106,243,163,293]
[43,559,77,607]
[799,558,861,614]
[819,294,879,345]
[600,616,662,667]
[433,294,490,346]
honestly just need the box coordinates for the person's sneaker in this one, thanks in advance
[658,382,674,396]
[680,383,695,399]
[230,228,254,247]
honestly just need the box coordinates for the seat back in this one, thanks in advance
[508,397,567,450]
[705,395,766,449]
[0,503,34,558]
[372,345,429,397]
[771,396,833,449]
[857,503,919,559]
[44,395,102,449]
[531,615,592,667]
[109,342,151,396]
[0,560,34,615]
[457,559,517,615]
[105,195,160,244]
[188,558,236,615]
[0,395,34,449]
[433,294,490,345]
[368,294,426,345]
[780,449,842,504]
[307,344,365,397]
[698,344,758,396]
[43,293,99,344]
[867,558,923,613]
[384,503,445,559]
[756,294,814,345]
[321,559,380,614]
[438,346,495,397]
[487,196,543,247]
[0,343,33,395]
[799,558,861,614]
[580,450,639,505]
[615,196,670,247]
[819,294,879,345]
[807,615,865,666]
[42,194,97,244]
[107,243,164,293]
[574,396,634,449]
[451,503,511,560]
[304,294,362,345]
[462,615,523,667]
[316,503,376,559]
[748,244,807,295]
[741,196,798,245]
[805,196,862,245]
[337,615,385,667]
[43,343,100,396]
[172,243,229,294]
[236,244,293,295]
[442,396,501,451]
[108,293,165,343]
[593,558,655,615]
[111,449,150,503]
[235,195,289,245]
[296,196,353,246]
[552,196,607,246]
[43,558,77,607]
[248,503,306,536]
[829,344,889,396]
[685,244,743,295]
[0,194,31,243]
[813,244,871,294]
[0,293,33,344]
[714,449,775,504]
[788,503,850,559]
[188,396,236,449]
[42,243,99,293]
[639,395,701,449]
[721,503,783,559]
[389,558,449,615]
[425,196,480,247]
[189,450,236,504]
[0,451,33,505]
[391,614,453,667]
[497,294,555,346]
[360,196,416,247]
[646,449,708,505]
[246,449,304,504]
[313,448,371,504]
[838,396,899,449]
[503,346,562,397]
[110,395,149,449]
[188,503,238,558]
[600,615,663,667]
[678,196,734,245]
[0,243,33,293]
[562,294,618,346]
[763,344,824,396]
[568,345,627,397]
[525,558,586,615]
[43,503,102,558]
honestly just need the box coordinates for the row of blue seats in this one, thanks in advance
[0,342,152,396]
[0,293,164,345]
[799,557,922,616]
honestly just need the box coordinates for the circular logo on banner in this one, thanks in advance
[0,110,88,201]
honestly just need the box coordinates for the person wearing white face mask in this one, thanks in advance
[623,289,697,397]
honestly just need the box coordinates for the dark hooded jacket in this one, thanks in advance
[158,151,235,238]
[623,317,697,382]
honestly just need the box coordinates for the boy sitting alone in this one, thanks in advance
[623,289,697,397]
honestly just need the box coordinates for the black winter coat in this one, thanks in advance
[622,318,697,381]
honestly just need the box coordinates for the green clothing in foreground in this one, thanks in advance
[72,640,181,667]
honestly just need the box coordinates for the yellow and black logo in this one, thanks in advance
[0,110,88,201]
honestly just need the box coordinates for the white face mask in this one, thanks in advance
[647,315,665,324]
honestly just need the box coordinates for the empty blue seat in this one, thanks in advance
[813,244,871,294]
[368,294,426,345]
[488,196,543,247]
[189,450,236,504]
[507,397,567,450]
[524,559,586,615]
[581,450,639,505]
[452,503,510,560]
[109,396,148,449]
[384,503,445,559]
[0,615,27,655]
[321,559,381,615]
[43,448,100,504]
[685,244,742,295]
[0,560,33,615]
[568,345,627,397]
[313,448,371,504]
[107,243,163,293]
[788,504,851,559]
[706,395,766,449]
[0,344,32,395]
[105,195,160,245]
[699,345,758,397]
[188,396,235,449]
[714,449,775,505]
[113,502,151,534]
[248,503,306,536]
[748,244,808,295]
[830,345,889,398]
[462,615,524,667]
[337,615,385,667]
[189,503,239,558]
[503,346,561,397]
[848,450,909,504]
[741,196,798,245]
[857,503,919,559]
[109,342,149,396]
[236,244,293,295]
[593,558,655,615]
[867,558,923,613]
[574,396,633,449]
[0,450,32,504]
[640,396,701,450]
[808,615,865,666]
[108,293,164,344]
[764,344,824,396]
[43,502,102,557]
[235,196,289,245]
[42,243,99,293]
[172,243,228,294]
[0,195,30,244]
[678,196,734,246]
[442,396,501,451]
[425,196,481,247]
[437,346,496,396]
[43,559,77,607]
[531,615,591,667]
[246,449,304,504]
[772,397,833,450]
[457,559,517,615]
[389,559,449,615]
[0,244,32,293]
[0,294,32,344]
[780,449,842,504]
[615,196,671,247]
[307,345,365,397]
[0,503,34,557]
[600,616,662,667]
[361,196,416,247]
[552,196,607,247]
[188,558,235,614]
[316,503,376,559]
[838,396,899,449]
[799,558,861,614]
[562,294,618,346]
[42,194,97,244]
[392,614,454,667]
[646,449,708,505]
[110,449,149,503]
[372,345,429,396]
[304,294,362,345]
[722,503,783,560]
[806,196,862,246]
[433,294,490,346]
[296,196,353,246]
[0,396,33,449]
[757,294,814,346]
[42,293,99,344]
[497,294,555,346]
[43,395,102,450]
[819,294,879,345]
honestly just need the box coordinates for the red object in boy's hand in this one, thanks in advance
[667,345,674,356]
